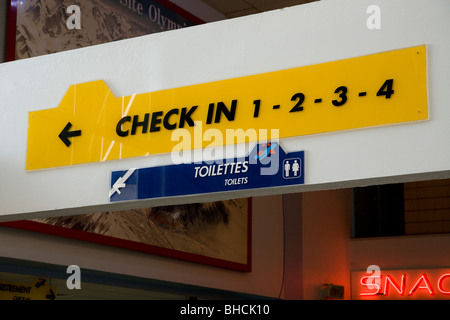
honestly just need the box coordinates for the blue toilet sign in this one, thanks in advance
[109,142,304,202]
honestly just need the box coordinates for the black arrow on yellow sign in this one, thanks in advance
[59,122,82,147]
[46,289,56,300]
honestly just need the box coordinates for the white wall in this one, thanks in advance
[0,0,449,221]
[301,189,353,299]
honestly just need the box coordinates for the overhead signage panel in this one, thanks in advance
[26,45,427,171]
[109,143,304,202]
[0,278,57,300]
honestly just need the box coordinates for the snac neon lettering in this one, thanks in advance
[360,272,450,297]
[438,274,450,294]
[384,274,406,296]
[360,276,381,296]
[408,274,434,296]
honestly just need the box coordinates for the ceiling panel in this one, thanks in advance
[200,0,318,18]
[201,0,253,15]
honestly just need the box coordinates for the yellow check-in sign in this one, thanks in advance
[26,45,427,170]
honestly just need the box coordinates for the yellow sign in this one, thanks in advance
[0,278,57,300]
[26,45,427,170]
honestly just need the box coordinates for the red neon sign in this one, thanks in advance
[354,269,450,299]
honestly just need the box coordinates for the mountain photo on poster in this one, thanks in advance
[14,0,197,59]
[32,199,249,266]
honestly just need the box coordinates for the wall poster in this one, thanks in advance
[6,0,204,61]
[2,199,251,271]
